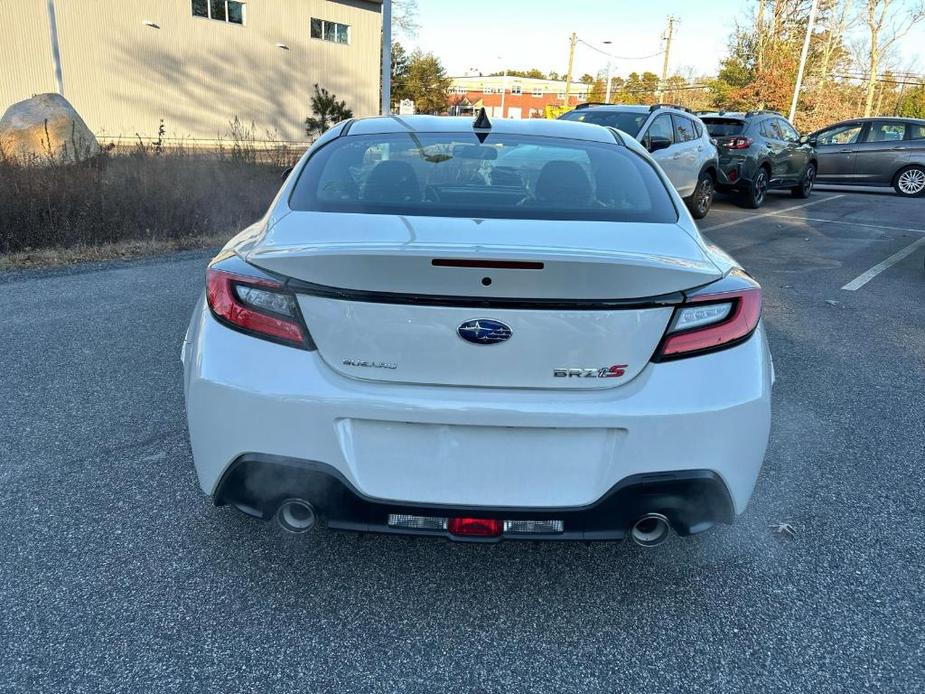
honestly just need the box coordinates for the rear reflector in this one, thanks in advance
[447,517,503,537]
[387,514,563,536]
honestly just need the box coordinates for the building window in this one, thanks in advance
[311,18,350,44]
[532,88,543,97]
[192,0,245,25]
[510,85,522,95]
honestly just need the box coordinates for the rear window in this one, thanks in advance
[558,110,648,136]
[702,118,746,137]
[289,132,677,223]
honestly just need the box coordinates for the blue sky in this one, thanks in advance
[403,0,925,80]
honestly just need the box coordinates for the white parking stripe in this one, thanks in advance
[701,195,846,232]
[841,237,925,291]
[772,215,925,236]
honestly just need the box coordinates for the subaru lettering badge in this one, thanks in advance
[457,319,512,345]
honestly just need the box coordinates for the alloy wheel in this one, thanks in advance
[897,168,925,195]
[803,165,815,195]
[754,171,768,205]
[697,178,714,214]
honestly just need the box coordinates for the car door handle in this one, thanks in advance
[891,146,906,151]
[697,145,703,152]
[839,148,852,153]
[672,153,682,159]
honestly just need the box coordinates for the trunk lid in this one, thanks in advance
[247,212,721,389]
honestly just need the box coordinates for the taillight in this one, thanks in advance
[721,136,753,150]
[653,270,761,361]
[206,258,311,349]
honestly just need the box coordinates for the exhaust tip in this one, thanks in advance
[630,513,671,547]
[276,499,317,534]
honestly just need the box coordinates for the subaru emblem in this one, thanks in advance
[457,319,512,345]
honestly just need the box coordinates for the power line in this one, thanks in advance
[831,73,925,86]
[575,38,664,61]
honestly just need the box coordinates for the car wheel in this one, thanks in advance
[791,162,816,198]
[893,165,925,197]
[686,172,715,219]
[742,167,769,209]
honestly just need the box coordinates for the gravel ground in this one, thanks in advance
[1,190,923,693]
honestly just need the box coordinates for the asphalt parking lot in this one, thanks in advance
[1,187,923,693]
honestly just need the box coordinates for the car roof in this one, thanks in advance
[572,104,651,113]
[825,116,925,124]
[344,115,619,144]
[698,112,748,119]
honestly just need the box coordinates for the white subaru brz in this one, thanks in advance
[182,114,773,546]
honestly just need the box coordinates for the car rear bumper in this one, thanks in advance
[183,297,773,531]
[216,454,735,541]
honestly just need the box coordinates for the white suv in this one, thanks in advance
[560,104,719,219]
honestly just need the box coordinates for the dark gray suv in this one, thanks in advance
[699,110,817,208]
[807,117,925,197]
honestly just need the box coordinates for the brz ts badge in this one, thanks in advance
[554,365,628,378]
[457,319,512,345]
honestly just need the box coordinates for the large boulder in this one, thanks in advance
[0,93,100,164]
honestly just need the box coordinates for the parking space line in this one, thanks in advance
[773,215,925,236]
[842,237,925,291]
[700,195,846,232]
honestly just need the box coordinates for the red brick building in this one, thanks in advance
[448,75,591,119]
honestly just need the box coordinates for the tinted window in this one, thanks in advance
[777,119,800,142]
[702,118,746,137]
[646,114,674,143]
[816,124,862,146]
[290,132,677,223]
[865,122,906,142]
[672,115,697,143]
[909,123,925,140]
[761,119,783,140]
[559,110,648,136]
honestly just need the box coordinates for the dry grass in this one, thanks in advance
[0,233,230,271]
[0,119,302,267]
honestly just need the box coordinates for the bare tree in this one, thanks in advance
[861,0,924,117]
[819,0,851,82]
[393,0,419,39]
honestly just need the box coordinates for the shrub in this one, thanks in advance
[305,84,353,138]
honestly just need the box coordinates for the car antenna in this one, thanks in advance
[472,107,492,142]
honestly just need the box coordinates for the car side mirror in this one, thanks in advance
[800,135,815,146]
[647,136,672,153]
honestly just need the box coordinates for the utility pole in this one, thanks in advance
[380,0,392,115]
[788,0,819,123]
[46,0,64,95]
[656,16,677,101]
[756,0,766,73]
[603,40,614,103]
[498,57,507,118]
[564,32,577,104]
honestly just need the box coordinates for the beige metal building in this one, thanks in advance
[0,0,383,144]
